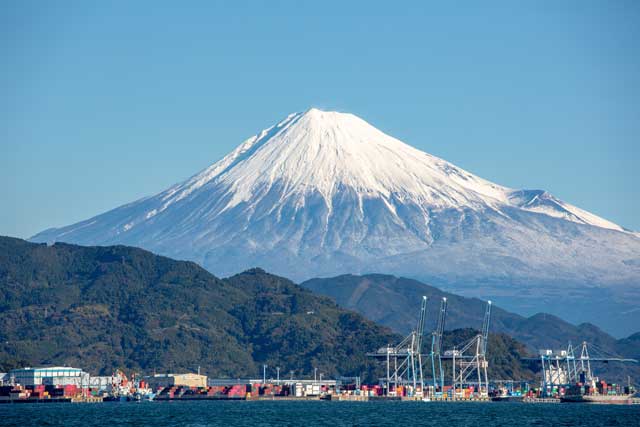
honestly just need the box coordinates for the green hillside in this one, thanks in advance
[302,274,640,384]
[0,237,397,380]
[0,237,539,383]
[302,274,636,354]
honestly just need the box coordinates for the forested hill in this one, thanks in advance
[0,236,398,379]
[302,274,640,357]
[0,236,536,381]
[303,274,640,384]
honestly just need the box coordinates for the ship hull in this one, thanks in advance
[561,394,633,404]
[491,396,524,402]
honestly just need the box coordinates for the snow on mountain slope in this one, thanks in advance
[507,189,626,232]
[31,108,640,335]
[151,109,509,222]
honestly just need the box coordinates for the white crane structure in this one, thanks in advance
[445,300,492,399]
[535,341,638,396]
[369,297,496,400]
[429,297,447,393]
[368,296,429,397]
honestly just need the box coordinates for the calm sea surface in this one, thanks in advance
[1,400,639,426]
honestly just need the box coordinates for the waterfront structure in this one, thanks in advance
[429,297,448,393]
[369,296,493,400]
[368,296,429,397]
[535,341,638,397]
[539,350,569,388]
[448,301,492,399]
[147,373,207,389]
[88,376,117,391]
[9,367,89,387]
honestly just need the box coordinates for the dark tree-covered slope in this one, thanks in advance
[0,237,398,379]
[0,237,539,382]
[302,274,640,383]
[302,274,634,354]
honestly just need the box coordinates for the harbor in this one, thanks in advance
[1,295,637,406]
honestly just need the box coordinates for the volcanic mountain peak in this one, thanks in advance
[34,108,634,246]
[152,108,625,232]
[31,109,639,335]
[162,108,514,220]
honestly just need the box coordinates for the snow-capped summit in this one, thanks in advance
[111,107,625,237]
[31,108,640,336]
[159,108,510,219]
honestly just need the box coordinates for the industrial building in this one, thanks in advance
[146,373,207,389]
[88,375,117,390]
[9,367,89,387]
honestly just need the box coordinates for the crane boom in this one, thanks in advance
[416,296,428,354]
[435,297,447,354]
[481,300,492,356]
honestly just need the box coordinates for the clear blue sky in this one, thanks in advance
[2,1,639,238]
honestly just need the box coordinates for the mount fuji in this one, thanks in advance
[31,108,640,336]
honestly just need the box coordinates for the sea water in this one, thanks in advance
[1,400,639,426]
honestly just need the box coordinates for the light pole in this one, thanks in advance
[314,368,317,383]
[263,365,267,384]
[276,367,280,385]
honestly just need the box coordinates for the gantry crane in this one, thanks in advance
[532,341,638,396]
[445,300,492,399]
[429,297,447,392]
[368,296,429,397]
[415,295,428,394]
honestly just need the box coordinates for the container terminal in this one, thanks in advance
[1,296,637,404]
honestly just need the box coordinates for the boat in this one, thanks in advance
[490,395,524,402]
[561,392,634,404]
[103,395,129,402]
[103,369,156,402]
[537,341,637,405]
[104,391,155,402]
[133,389,156,401]
[490,386,524,402]
[561,382,635,404]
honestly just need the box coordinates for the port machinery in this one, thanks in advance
[367,296,429,397]
[429,297,447,393]
[442,300,492,399]
[530,341,638,396]
[368,296,493,399]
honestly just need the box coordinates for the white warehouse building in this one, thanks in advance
[9,367,89,387]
